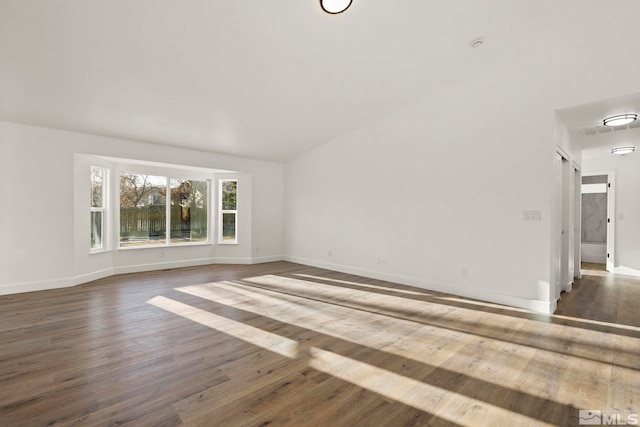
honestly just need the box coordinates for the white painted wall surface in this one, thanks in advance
[0,121,285,295]
[285,76,557,312]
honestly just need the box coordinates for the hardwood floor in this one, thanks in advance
[1,261,638,426]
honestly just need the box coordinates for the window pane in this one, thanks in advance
[91,168,105,208]
[222,213,236,241]
[170,179,208,244]
[222,181,237,210]
[120,173,166,247]
[91,211,103,249]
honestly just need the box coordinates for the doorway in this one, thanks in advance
[580,173,615,272]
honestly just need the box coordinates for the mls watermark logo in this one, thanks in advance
[579,409,639,425]
[580,410,603,425]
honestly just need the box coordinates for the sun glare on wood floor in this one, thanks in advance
[147,296,299,359]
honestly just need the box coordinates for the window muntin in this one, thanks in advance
[90,167,107,250]
[119,174,167,247]
[119,173,209,248]
[219,179,237,243]
[170,179,208,244]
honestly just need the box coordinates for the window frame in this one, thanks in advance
[218,179,238,244]
[169,177,210,246]
[117,170,212,249]
[90,166,108,253]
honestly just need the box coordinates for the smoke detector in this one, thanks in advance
[471,38,484,49]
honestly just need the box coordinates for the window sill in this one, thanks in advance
[117,242,213,251]
[89,248,110,255]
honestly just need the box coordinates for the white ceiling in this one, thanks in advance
[556,92,640,158]
[1,0,640,162]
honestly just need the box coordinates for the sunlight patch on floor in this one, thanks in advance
[147,294,551,426]
[172,280,621,403]
[550,314,640,332]
[293,273,432,296]
[307,347,544,426]
[147,296,299,359]
[238,275,640,354]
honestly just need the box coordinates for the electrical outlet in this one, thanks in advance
[462,268,469,278]
[328,250,332,257]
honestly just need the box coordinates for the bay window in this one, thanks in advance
[119,172,209,248]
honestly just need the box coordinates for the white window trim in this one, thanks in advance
[117,170,212,249]
[90,166,108,253]
[218,179,238,244]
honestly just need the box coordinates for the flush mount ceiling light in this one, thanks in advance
[320,0,352,14]
[603,114,637,127]
[611,146,636,155]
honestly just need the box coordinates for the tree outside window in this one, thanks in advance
[90,167,107,250]
[119,173,208,248]
[220,180,237,243]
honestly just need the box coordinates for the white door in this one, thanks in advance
[573,167,581,280]
[553,152,563,300]
[560,156,570,294]
[606,176,615,272]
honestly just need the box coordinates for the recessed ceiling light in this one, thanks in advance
[611,146,636,155]
[603,114,637,127]
[320,0,352,14]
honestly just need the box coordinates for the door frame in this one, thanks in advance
[572,162,581,281]
[581,170,616,272]
[552,148,573,302]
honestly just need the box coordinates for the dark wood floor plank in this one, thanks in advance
[1,261,639,426]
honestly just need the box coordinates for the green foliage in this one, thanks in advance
[90,168,104,208]
[222,181,237,210]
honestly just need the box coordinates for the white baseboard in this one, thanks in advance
[285,256,556,314]
[563,281,573,293]
[114,257,219,275]
[581,254,606,264]
[2,255,554,315]
[0,268,114,296]
[251,255,285,264]
[0,256,284,296]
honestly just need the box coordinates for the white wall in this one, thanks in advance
[0,121,285,295]
[583,152,640,272]
[285,74,558,312]
[284,42,640,313]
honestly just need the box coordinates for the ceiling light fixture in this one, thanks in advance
[611,146,636,155]
[603,114,637,127]
[320,0,352,14]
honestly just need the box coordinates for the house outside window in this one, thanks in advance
[119,172,209,248]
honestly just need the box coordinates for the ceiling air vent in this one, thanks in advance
[580,123,639,137]
[580,126,599,136]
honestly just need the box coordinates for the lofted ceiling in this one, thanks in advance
[1,0,640,162]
